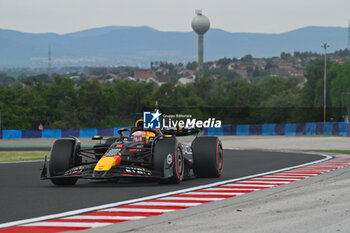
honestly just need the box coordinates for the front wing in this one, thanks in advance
[40,158,166,180]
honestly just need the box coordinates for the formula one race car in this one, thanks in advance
[41,122,223,185]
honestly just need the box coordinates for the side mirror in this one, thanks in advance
[92,135,103,140]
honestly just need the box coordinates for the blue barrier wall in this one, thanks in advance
[0,127,119,139]
[62,129,79,137]
[236,125,250,136]
[262,124,276,135]
[80,128,98,138]
[339,122,347,136]
[42,129,61,138]
[205,122,350,137]
[22,130,42,138]
[306,123,317,135]
[2,130,21,139]
[1,122,350,139]
[285,123,296,136]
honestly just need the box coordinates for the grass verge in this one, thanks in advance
[307,150,350,155]
[0,151,48,162]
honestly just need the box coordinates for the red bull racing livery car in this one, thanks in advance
[41,124,223,185]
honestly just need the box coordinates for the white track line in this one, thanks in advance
[0,152,332,229]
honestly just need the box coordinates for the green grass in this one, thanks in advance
[306,150,350,155]
[0,151,48,162]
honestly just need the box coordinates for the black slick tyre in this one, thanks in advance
[153,137,184,184]
[192,136,224,178]
[49,139,80,185]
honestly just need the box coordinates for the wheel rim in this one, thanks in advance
[217,145,223,171]
[177,147,183,175]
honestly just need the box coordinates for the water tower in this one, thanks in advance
[192,10,210,79]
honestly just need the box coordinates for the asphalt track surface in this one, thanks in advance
[0,149,323,225]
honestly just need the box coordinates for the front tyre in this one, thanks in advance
[192,136,224,178]
[153,137,184,184]
[49,139,80,185]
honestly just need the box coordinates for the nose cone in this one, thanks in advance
[94,157,117,171]
[192,14,210,35]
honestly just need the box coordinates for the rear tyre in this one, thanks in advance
[153,137,184,184]
[192,136,223,178]
[49,139,80,185]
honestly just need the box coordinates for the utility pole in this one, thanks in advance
[321,43,329,122]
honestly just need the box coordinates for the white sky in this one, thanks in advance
[0,0,349,34]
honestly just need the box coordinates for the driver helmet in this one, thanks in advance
[132,131,146,143]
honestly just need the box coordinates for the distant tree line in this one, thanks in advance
[0,60,350,130]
